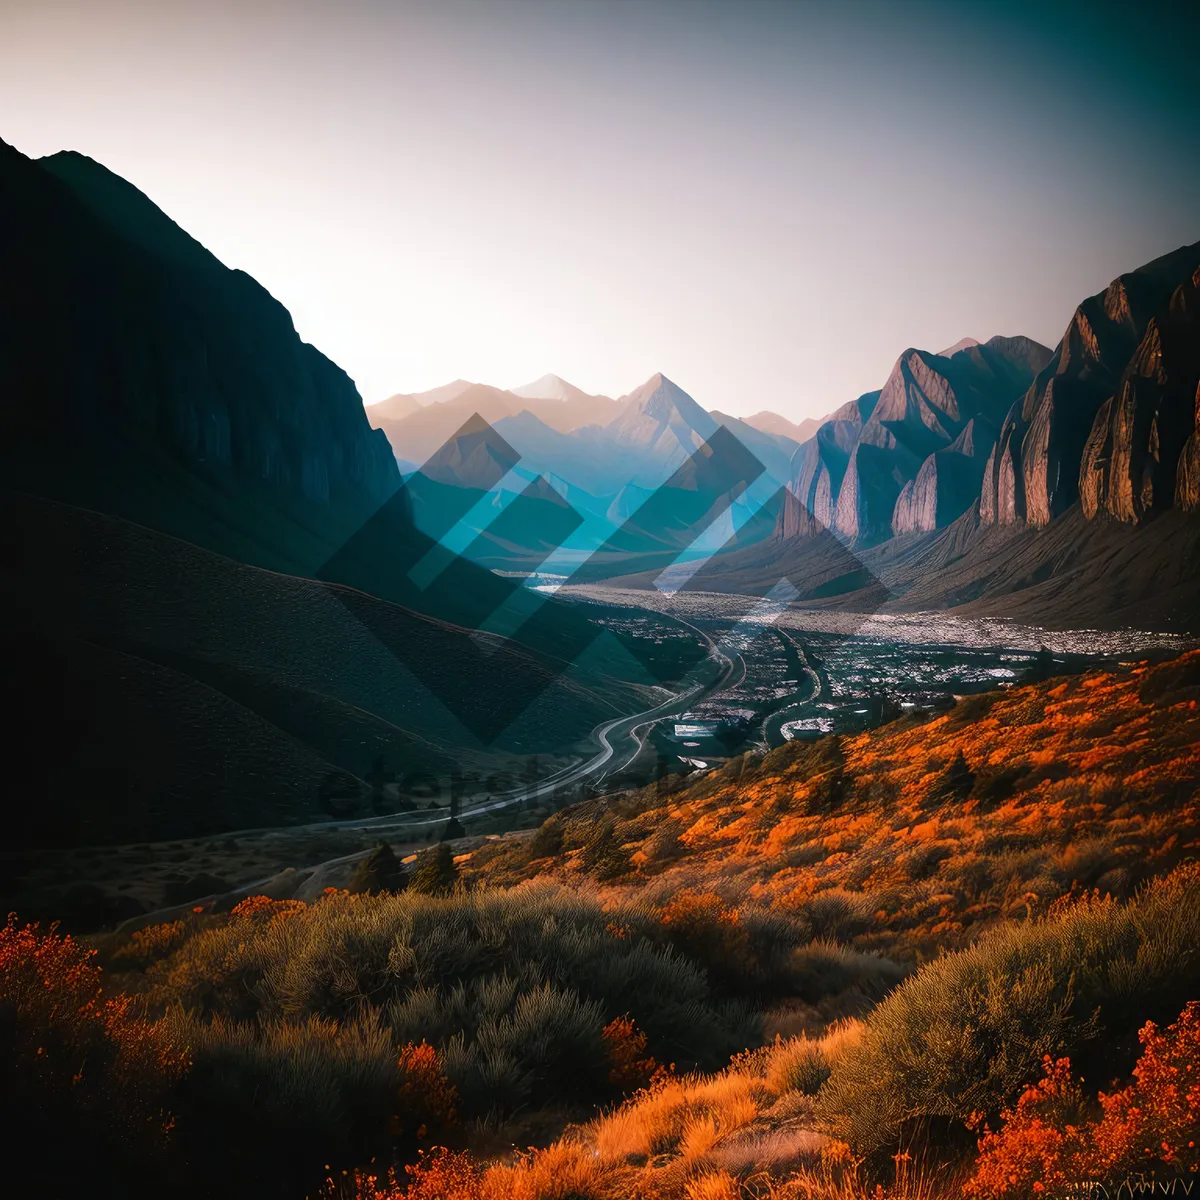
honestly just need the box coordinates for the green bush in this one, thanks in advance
[770,1037,832,1096]
[348,842,406,895]
[162,1008,399,1196]
[788,940,907,1004]
[801,889,875,942]
[420,981,607,1112]
[147,886,757,1106]
[817,865,1200,1154]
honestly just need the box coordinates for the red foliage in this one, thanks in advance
[329,1150,481,1200]
[968,1001,1200,1196]
[398,1150,481,1200]
[230,894,308,925]
[602,1015,666,1091]
[393,1041,458,1139]
[0,915,188,1146]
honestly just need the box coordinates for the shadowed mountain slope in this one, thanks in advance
[1,489,652,846]
[0,138,691,848]
[0,138,399,572]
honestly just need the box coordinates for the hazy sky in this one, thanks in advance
[3,0,1198,419]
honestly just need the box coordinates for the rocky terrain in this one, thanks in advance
[981,241,1200,528]
[779,337,1052,545]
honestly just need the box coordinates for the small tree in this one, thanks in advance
[409,843,458,896]
[347,842,406,895]
[439,815,466,842]
[935,749,975,804]
[1024,644,1054,684]
[528,814,565,859]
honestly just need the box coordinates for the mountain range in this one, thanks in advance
[371,371,800,490]
[651,242,1200,628]
[3,127,1198,869]
[778,335,1054,543]
[370,369,823,575]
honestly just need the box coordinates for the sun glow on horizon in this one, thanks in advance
[3,0,1198,419]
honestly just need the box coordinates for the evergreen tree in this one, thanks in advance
[580,818,631,881]
[409,842,458,895]
[347,842,406,895]
[529,813,565,859]
[930,749,975,806]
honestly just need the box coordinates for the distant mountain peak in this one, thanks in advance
[742,409,828,445]
[511,373,577,401]
[600,374,715,468]
[937,336,980,357]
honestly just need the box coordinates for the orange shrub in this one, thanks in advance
[967,1001,1200,1197]
[469,652,1200,966]
[230,893,308,924]
[0,916,189,1186]
[602,1015,666,1090]
[112,918,190,965]
[330,1150,483,1200]
[393,1041,458,1139]
[657,888,754,986]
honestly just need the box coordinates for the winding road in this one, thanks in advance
[470,613,744,814]
[186,614,744,843]
[363,612,742,824]
[115,616,745,931]
[760,629,827,748]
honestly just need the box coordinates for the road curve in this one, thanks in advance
[190,614,743,845]
[115,619,744,931]
[761,630,826,748]
[457,612,742,816]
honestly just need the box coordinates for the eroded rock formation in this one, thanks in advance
[781,337,1050,544]
[982,244,1200,529]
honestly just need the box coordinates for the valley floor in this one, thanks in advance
[3,650,1198,1199]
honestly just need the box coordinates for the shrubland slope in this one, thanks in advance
[471,650,1200,960]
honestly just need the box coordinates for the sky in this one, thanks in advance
[2,0,1199,420]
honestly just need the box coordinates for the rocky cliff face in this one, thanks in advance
[778,394,875,537]
[781,337,1050,543]
[1079,261,1200,523]
[981,242,1200,529]
[1177,381,1200,513]
[0,138,397,522]
[892,418,996,535]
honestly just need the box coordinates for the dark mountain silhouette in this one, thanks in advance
[0,138,682,850]
[0,138,399,573]
[2,488,652,847]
